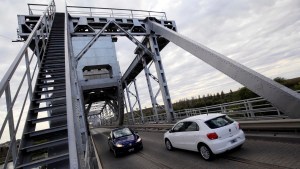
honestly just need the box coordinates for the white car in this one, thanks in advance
[164,113,245,160]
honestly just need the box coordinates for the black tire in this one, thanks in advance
[108,143,112,152]
[165,139,174,151]
[113,149,119,158]
[235,144,243,150]
[140,144,143,151]
[198,144,214,161]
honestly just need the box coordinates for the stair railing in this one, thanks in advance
[0,0,55,168]
[64,5,80,169]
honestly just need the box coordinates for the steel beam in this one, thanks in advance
[125,81,135,124]
[5,84,17,165]
[75,21,112,62]
[142,57,159,123]
[148,20,300,118]
[133,79,144,123]
[148,34,175,123]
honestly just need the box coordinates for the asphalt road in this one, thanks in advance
[91,128,300,169]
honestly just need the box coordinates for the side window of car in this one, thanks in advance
[173,122,184,132]
[184,122,199,132]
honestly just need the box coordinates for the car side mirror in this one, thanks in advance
[169,129,174,133]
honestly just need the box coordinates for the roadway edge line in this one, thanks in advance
[91,135,103,169]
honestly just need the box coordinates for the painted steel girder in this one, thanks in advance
[147,20,300,118]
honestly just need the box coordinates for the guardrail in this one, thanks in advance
[98,119,300,132]
[67,6,167,20]
[120,91,300,125]
[0,0,55,168]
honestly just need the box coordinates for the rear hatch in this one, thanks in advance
[205,115,239,140]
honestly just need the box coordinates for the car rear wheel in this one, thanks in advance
[199,144,214,160]
[165,139,173,151]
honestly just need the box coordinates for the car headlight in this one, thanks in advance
[136,137,142,143]
[116,143,123,147]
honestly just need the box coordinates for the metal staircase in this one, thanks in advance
[16,13,69,169]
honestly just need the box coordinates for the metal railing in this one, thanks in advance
[119,91,300,125]
[65,5,80,169]
[28,3,55,15]
[0,0,55,168]
[67,6,167,20]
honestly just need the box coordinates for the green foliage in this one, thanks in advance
[140,77,299,115]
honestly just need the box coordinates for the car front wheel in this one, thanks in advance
[165,139,173,151]
[199,144,214,160]
[113,149,119,158]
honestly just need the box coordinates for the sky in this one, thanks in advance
[0,0,300,141]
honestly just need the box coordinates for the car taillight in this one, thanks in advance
[207,132,218,140]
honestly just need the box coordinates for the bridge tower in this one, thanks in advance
[1,0,300,168]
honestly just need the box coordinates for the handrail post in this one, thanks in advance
[24,49,33,100]
[34,32,41,67]
[5,84,17,166]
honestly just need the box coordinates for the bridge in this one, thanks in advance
[0,1,299,168]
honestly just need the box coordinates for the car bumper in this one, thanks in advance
[114,141,143,154]
[207,130,245,154]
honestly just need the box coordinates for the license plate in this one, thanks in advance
[128,148,134,152]
[231,139,237,144]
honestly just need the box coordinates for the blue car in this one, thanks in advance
[108,127,143,157]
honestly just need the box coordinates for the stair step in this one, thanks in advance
[41,62,65,66]
[30,104,66,113]
[39,72,65,76]
[48,43,64,49]
[46,50,64,53]
[47,40,64,43]
[42,61,65,65]
[33,96,66,104]
[49,38,64,40]
[35,88,65,95]
[38,73,65,78]
[44,55,65,59]
[16,153,69,169]
[29,113,67,124]
[22,138,68,152]
[40,68,65,72]
[36,82,65,88]
[44,54,64,57]
[24,125,67,138]
[38,76,65,81]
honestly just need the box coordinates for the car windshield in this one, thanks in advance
[113,128,133,138]
[205,115,234,129]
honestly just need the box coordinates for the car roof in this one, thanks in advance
[179,113,225,122]
[112,127,129,132]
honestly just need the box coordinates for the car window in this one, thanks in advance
[173,122,185,132]
[184,122,199,131]
[113,128,133,138]
[173,122,199,132]
[205,115,234,129]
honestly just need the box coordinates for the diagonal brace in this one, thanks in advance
[75,20,112,62]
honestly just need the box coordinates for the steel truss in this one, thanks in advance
[147,19,300,118]
[124,79,144,124]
